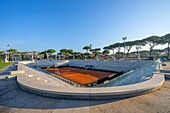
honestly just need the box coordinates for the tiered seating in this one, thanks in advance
[68,60,85,67]
[68,60,153,72]
[27,60,153,73]
[27,60,69,68]
[18,63,72,88]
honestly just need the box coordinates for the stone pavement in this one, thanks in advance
[0,64,16,75]
[0,62,170,113]
[0,76,170,113]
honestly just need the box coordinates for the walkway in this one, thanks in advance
[0,64,16,75]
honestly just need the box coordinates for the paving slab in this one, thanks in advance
[0,64,16,75]
[53,100,90,113]
[0,61,169,113]
[0,76,170,113]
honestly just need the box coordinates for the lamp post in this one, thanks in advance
[90,44,92,48]
[112,48,115,60]
[89,44,92,60]
[136,46,141,60]
[7,44,10,62]
[122,37,127,59]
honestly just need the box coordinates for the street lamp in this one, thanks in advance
[112,48,115,61]
[90,44,92,47]
[122,37,127,59]
[136,46,141,60]
[7,44,10,62]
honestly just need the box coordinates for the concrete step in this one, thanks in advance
[160,69,170,73]
[163,73,170,79]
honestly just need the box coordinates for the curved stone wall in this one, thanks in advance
[17,67,165,100]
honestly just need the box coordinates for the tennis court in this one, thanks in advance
[45,67,117,86]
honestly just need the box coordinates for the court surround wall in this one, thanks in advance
[17,62,165,100]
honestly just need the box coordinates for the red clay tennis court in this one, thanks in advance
[44,67,117,86]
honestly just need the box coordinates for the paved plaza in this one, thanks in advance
[0,64,170,113]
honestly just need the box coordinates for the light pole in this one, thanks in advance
[122,37,127,59]
[136,46,141,60]
[7,44,10,62]
[112,48,115,60]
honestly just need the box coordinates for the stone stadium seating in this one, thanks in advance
[18,63,72,88]
[26,60,69,68]
[68,60,153,72]
[17,62,165,100]
[23,60,153,74]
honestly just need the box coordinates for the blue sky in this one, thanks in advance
[0,0,170,53]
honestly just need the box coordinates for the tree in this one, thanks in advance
[125,41,135,57]
[73,52,82,60]
[161,34,170,58]
[80,53,85,60]
[57,52,62,56]
[89,49,94,53]
[83,46,91,53]
[84,52,90,57]
[104,45,116,60]
[90,48,101,59]
[0,51,4,62]
[102,49,110,55]
[111,43,123,59]
[40,50,48,59]
[67,49,74,54]
[143,36,160,57]
[102,49,110,59]
[103,46,111,55]
[66,49,74,59]
[94,48,101,59]
[60,49,67,59]
[60,49,74,59]
[103,46,109,50]
[104,43,123,60]
[133,40,146,58]
[9,48,17,53]
[44,50,48,59]
[40,51,45,54]
[47,49,56,54]
[8,48,17,61]
[46,49,56,59]
[84,52,90,56]
[21,52,26,61]
[60,49,67,54]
